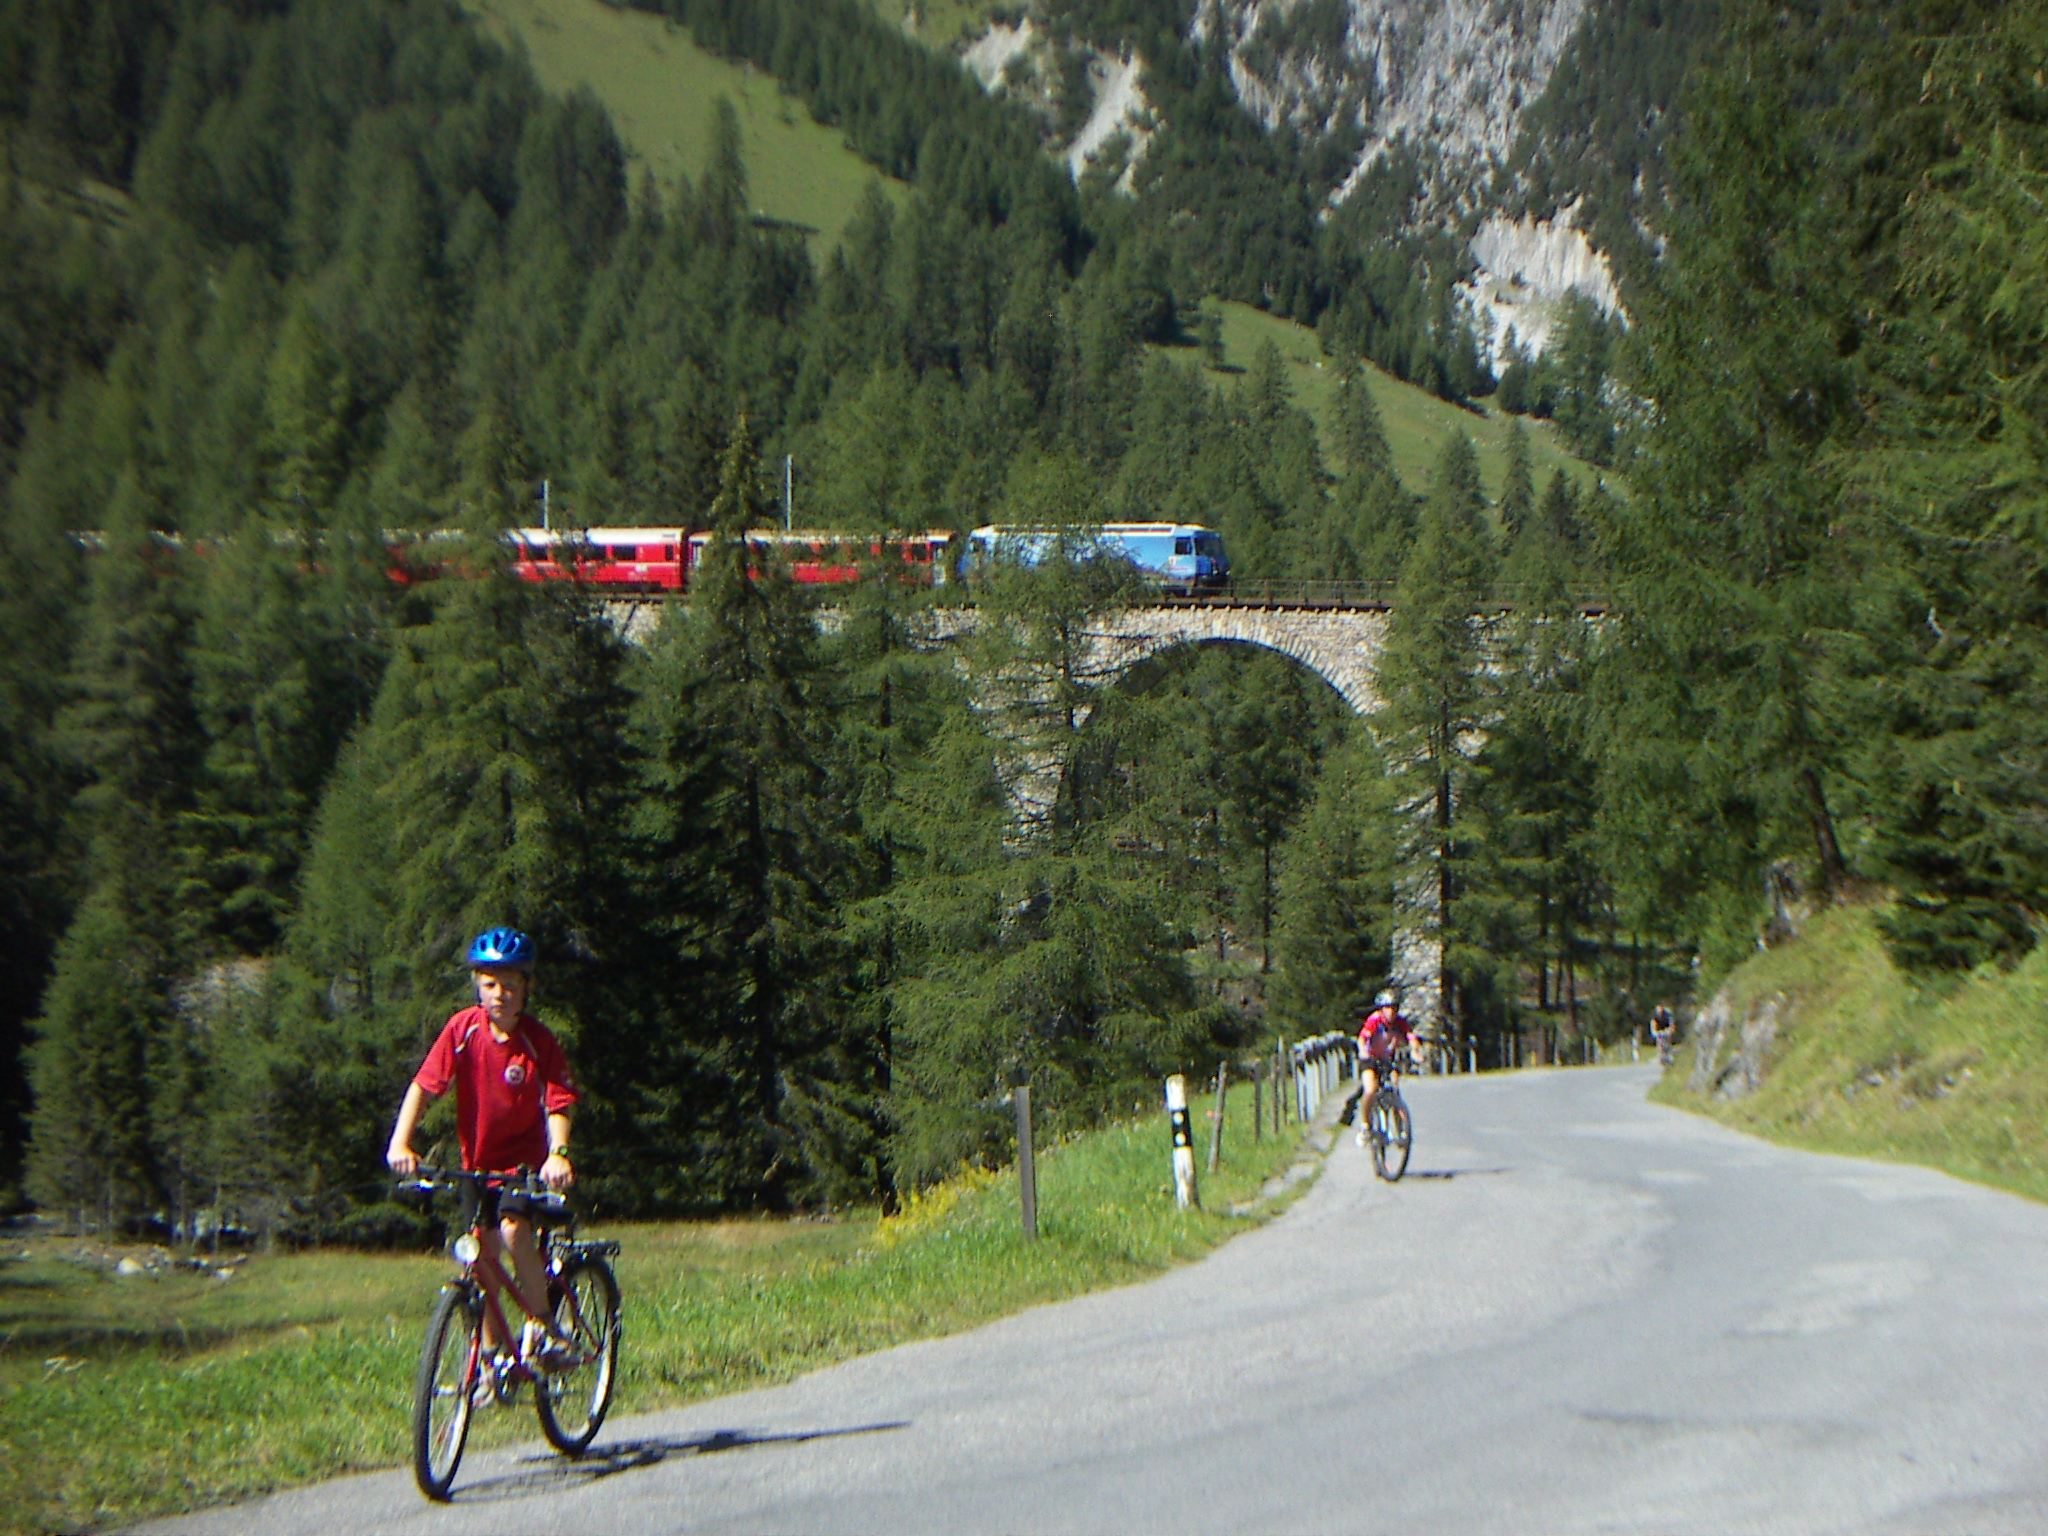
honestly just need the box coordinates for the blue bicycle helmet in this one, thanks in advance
[466,927,536,971]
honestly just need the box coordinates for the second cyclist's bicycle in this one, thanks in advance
[399,1168,622,1501]
[1362,1053,1413,1182]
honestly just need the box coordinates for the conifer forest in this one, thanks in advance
[1,0,2043,1234]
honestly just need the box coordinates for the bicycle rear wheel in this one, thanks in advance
[412,1284,481,1501]
[535,1256,620,1456]
[1372,1095,1412,1182]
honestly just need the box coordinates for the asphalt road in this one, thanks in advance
[145,1066,2048,1535]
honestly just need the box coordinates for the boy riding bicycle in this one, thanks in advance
[387,927,580,1391]
[1355,987,1414,1148]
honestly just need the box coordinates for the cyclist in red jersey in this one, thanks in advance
[1355,987,1414,1148]
[387,929,579,1388]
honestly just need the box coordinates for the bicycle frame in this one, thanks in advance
[418,1170,602,1384]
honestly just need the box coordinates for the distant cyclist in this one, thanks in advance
[1355,987,1415,1148]
[1650,1004,1677,1067]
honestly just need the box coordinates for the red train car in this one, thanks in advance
[510,527,688,592]
[683,528,954,586]
[506,527,954,592]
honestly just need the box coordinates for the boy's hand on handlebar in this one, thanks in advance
[387,1144,419,1176]
[541,1152,574,1191]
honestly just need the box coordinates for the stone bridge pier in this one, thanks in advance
[605,594,1447,1037]
[1078,603,1444,1038]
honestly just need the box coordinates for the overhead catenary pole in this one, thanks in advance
[783,454,793,531]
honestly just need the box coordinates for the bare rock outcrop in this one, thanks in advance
[1687,987,1788,1101]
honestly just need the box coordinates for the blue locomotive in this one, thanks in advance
[966,522,1230,596]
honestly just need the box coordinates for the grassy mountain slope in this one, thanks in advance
[476,0,1606,509]
[870,0,1000,51]
[1179,300,1611,503]
[1654,905,2048,1204]
[463,0,912,248]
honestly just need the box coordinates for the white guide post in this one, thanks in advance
[1165,1074,1198,1210]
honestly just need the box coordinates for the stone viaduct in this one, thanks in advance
[606,594,1393,714]
[606,592,1444,1030]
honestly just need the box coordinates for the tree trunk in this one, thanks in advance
[1260,844,1273,974]
[1803,765,1848,895]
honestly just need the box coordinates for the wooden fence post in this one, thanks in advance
[1207,1063,1229,1174]
[1252,1060,1263,1143]
[1015,1083,1037,1240]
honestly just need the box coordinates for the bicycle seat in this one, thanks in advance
[498,1188,574,1228]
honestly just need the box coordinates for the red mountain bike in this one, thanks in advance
[397,1168,621,1500]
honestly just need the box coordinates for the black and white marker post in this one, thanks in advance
[1165,1073,1198,1209]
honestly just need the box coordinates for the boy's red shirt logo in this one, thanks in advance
[504,1060,528,1087]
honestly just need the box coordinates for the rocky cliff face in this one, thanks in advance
[936,0,1643,352]
[958,18,1157,191]
[1193,0,1589,210]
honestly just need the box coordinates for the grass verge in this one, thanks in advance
[1,1084,1311,1534]
[1651,903,2048,1202]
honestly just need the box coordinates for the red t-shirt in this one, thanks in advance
[412,1007,579,1173]
[1359,1007,1412,1060]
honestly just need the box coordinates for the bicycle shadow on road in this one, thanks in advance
[452,1420,911,1505]
[1401,1169,1509,1180]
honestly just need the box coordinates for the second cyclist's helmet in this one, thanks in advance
[467,927,536,972]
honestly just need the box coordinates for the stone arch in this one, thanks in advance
[1089,607,1390,717]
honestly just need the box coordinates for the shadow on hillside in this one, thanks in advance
[455,1420,911,1504]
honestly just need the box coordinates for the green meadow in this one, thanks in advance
[2,1085,1313,1535]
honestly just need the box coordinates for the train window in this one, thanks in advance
[1196,535,1224,557]
[1174,537,1193,555]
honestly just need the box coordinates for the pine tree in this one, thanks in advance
[1472,489,1607,1048]
[1499,421,1535,545]
[1602,0,1864,933]
[25,493,206,1228]
[1331,356,1393,477]
[274,543,635,1213]
[1835,4,2048,970]
[884,450,1224,1184]
[1372,435,1496,1042]
[1271,736,1396,1034]
[184,526,381,956]
[620,418,866,1209]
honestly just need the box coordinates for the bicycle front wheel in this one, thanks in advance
[535,1256,620,1456]
[412,1284,481,1501]
[1373,1096,1412,1182]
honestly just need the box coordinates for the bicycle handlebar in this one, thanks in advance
[396,1166,555,1197]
